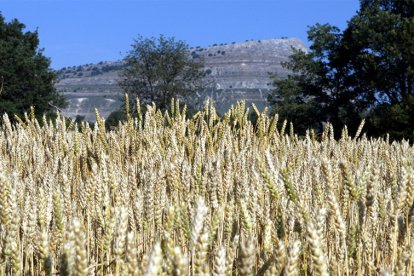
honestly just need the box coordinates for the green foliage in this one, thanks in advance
[268,0,414,140]
[0,13,65,120]
[118,35,206,111]
[369,95,414,139]
[105,110,127,129]
[268,30,364,136]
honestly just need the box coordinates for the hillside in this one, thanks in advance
[56,38,307,121]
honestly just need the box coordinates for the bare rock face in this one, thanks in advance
[56,38,307,121]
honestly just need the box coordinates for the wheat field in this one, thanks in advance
[0,97,413,275]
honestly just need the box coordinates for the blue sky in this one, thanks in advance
[1,0,360,69]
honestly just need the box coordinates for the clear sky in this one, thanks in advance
[0,0,360,69]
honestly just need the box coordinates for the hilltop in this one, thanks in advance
[56,38,307,121]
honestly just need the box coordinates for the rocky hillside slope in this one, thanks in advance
[56,38,307,121]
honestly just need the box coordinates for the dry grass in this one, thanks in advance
[0,97,413,275]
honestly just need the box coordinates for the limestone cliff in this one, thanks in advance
[56,38,307,121]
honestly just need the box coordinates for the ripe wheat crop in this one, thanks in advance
[0,97,413,275]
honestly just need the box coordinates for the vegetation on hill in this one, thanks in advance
[0,99,413,275]
[0,13,65,120]
[268,0,414,141]
[56,62,124,79]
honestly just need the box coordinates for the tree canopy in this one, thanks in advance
[268,0,414,140]
[118,35,206,111]
[0,13,65,120]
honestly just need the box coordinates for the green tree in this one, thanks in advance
[269,24,367,136]
[105,110,127,129]
[268,0,414,140]
[0,13,65,120]
[345,0,414,139]
[119,35,206,111]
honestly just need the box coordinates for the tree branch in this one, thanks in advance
[48,101,63,113]
[0,76,3,95]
